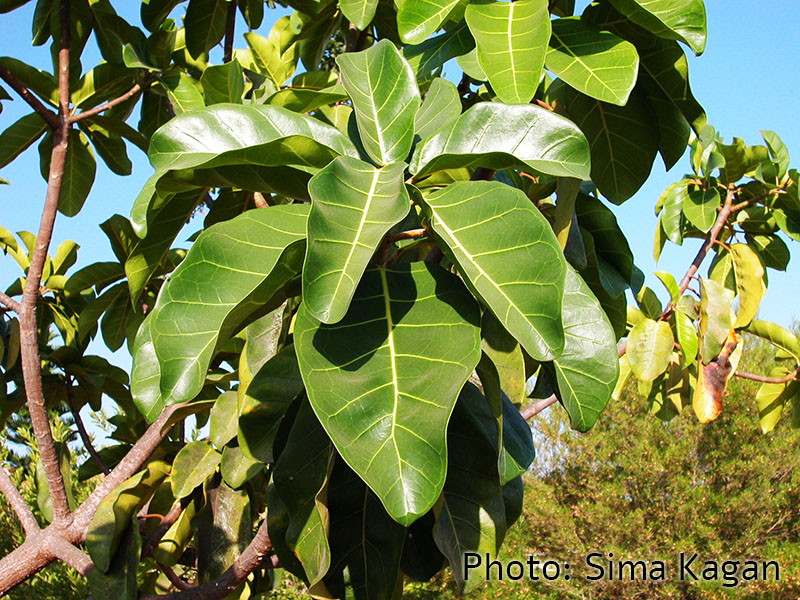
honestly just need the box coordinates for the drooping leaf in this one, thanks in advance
[184,0,227,58]
[336,39,421,165]
[608,0,707,55]
[38,129,97,217]
[419,180,566,361]
[303,157,410,323]
[464,0,550,104]
[575,192,635,287]
[80,121,132,176]
[131,205,308,420]
[209,391,239,449]
[499,393,535,484]
[698,277,733,363]
[295,263,481,526]
[657,179,688,244]
[745,233,790,272]
[196,482,252,582]
[411,102,591,180]
[674,309,698,367]
[547,267,619,431]
[171,441,222,499]
[730,243,766,328]
[627,318,674,382]
[756,375,798,434]
[545,17,639,105]
[87,517,140,600]
[481,311,526,407]
[0,112,47,168]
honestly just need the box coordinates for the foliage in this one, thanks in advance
[0,0,798,598]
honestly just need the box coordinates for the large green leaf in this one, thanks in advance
[200,59,245,105]
[746,320,800,362]
[414,78,461,141]
[324,459,407,600]
[271,399,333,589]
[397,0,462,45]
[545,17,639,105]
[464,0,549,104]
[402,22,475,75]
[608,0,707,55]
[131,205,308,419]
[184,0,227,58]
[481,311,526,407]
[627,318,673,382]
[303,157,410,323]
[756,375,799,434]
[546,267,618,431]
[336,39,421,166]
[564,87,657,204]
[411,102,590,180]
[433,383,506,593]
[682,186,719,233]
[38,129,97,217]
[575,192,635,287]
[171,441,222,499]
[419,180,566,361]
[340,0,378,30]
[295,263,481,526]
[0,113,47,168]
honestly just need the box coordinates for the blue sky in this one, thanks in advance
[1,0,799,384]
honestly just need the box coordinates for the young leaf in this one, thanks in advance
[339,0,378,30]
[336,40,421,165]
[303,157,410,323]
[674,310,698,367]
[295,263,481,526]
[745,320,800,362]
[465,0,550,104]
[209,391,238,449]
[419,180,566,361]
[682,186,719,233]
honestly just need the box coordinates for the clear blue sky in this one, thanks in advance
[1,0,799,383]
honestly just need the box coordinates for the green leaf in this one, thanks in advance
[131,205,308,420]
[200,58,245,105]
[433,382,506,593]
[456,48,487,81]
[414,78,461,141]
[0,57,57,105]
[101,294,131,351]
[196,482,252,581]
[35,442,76,523]
[243,21,299,88]
[761,130,790,178]
[239,345,304,463]
[340,0,378,30]
[184,0,227,58]
[698,278,733,363]
[304,158,409,323]
[481,311,527,407]
[682,186,719,233]
[271,399,333,588]
[80,121,132,176]
[397,0,462,45]
[38,129,97,217]
[575,192,635,288]
[545,17,639,105]
[674,310,698,367]
[324,459,406,600]
[746,320,800,362]
[87,517,140,600]
[745,233,789,272]
[160,71,206,114]
[210,391,239,449]
[71,62,135,110]
[87,461,169,572]
[627,318,674,382]
[412,101,591,180]
[419,180,566,361]
[220,445,262,489]
[0,113,47,169]
[608,0,707,55]
[266,84,348,114]
[654,271,679,304]
[730,243,766,328]
[564,87,657,204]
[756,375,798,434]
[336,40,421,165]
[402,22,475,75]
[499,393,535,484]
[548,267,619,431]
[657,180,688,244]
[295,263,481,526]
[171,441,221,499]
[464,0,549,104]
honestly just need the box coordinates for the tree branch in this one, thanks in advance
[17,0,74,526]
[69,81,148,124]
[0,290,22,313]
[378,228,428,265]
[223,0,236,64]
[0,466,39,535]
[734,369,799,384]
[66,382,109,476]
[140,518,274,600]
[520,394,558,421]
[141,500,186,559]
[0,64,60,130]
[46,537,93,577]
[159,563,194,591]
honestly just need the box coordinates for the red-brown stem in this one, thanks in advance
[140,519,274,600]
[378,228,429,265]
[0,290,22,312]
[533,98,554,111]
[18,0,74,526]
[69,81,147,124]
[0,467,39,535]
[0,64,60,130]
[520,394,558,421]
[141,500,185,559]
[159,563,194,590]
[66,382,109,476]
[223,0,236,63]
[734,369,799,384]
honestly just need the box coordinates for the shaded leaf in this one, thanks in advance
[171,441,221,499]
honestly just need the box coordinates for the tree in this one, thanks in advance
[0,0,797,597]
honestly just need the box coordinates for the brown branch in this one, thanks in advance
[0,466,39,535]
[223,0,236,63]
[17,0,74,527]
[0,290,22,313]
[159,563,194,591]
[140,518,274,600]
[734,369,799,384]
[66,381,109,476]
[46,537,93,577]
[69,81,147,124]
[729,188,786,213]
[520,394,558,421]
[0,64,60,130]
[142,500,186,559]
[378,228,428,265]
[533,98,554,111]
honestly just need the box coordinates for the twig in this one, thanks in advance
[533,98,554,111]
[0,466,39,535]
[520,394,558,421]
[734,369,799,384]
[69,81,147,124]
[377,228,428,265]
[159,563,194,591]
[223,0,236,64]
[0,64,60,129]
[141,500,186,559]
[0,290,22,313]
[729,188,786,213]
[66,381,109,476]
